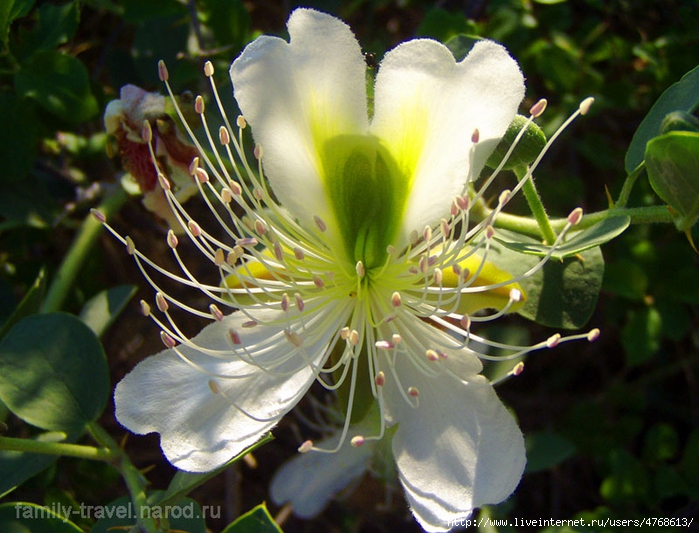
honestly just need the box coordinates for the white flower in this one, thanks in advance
[97,8,595,531]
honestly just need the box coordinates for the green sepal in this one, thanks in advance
[660,111,699,135]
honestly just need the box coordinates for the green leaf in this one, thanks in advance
[495,216,630,260]
[492,236,604,329]
[0,269,46,341]
[131,15,191,86]
[602,259,648,300]
[13,2,79,59]
[621,306,662,366]
[155,433,273,508]
[199,0,251,53]
[525,431,576,473]
[645,131,699,230]
[0,313,109,433]
[90,496,208,533]
[417,8,476,44]
[118,0,188,23]
[222,503,283,533]
[643,423,679,463]
[444,34,480,62]
[600,449,651,506]
[625,63,699,174]
[15,51,98,123]
[0,91,39,183]
[0,0,35,47]
[79,285,136,338]
[0,502,83,532]
[680,429,699,496]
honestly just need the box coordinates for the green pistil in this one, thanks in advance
[321,135,407,270]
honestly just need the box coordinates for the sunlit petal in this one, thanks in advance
[230,8,368,235]
[372,39,524,240]
[115,308,336,472]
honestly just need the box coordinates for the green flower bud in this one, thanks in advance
[486,114,547,170]
[660,111,699,135]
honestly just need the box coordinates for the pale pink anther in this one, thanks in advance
[209,304,223,322]
[156,292,169,312]
[160,331,176,349]
[529,98,547,118]
[157,60,168,81]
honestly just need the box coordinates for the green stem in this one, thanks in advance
[514,165,557,244]
[120,455,159,532]
[1,425,158,531]
[42,185,129,313]
[85,423,159,532]
[0,435,114,461]
[615,162,646,208]
[480,205,675,240]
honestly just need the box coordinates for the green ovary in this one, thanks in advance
[321,135,408,270]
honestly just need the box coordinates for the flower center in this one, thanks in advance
[320,134,408,270]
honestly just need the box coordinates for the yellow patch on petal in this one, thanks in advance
[381,95,428,193]
[223,255,284,307]
[442,253,526,315]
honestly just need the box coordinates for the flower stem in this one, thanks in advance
[514,166,557,244]
[0,435,114,461]
[86,422,159,532]
[481,205,675,240]
[0,423,157,531]
[615,162,646,208]
[42,185,129,313]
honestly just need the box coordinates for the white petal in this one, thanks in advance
[371,39,524,240]
[379,324,525,531]
[114,308,336,472]
[230,8,368,232]
[270,429,374,518]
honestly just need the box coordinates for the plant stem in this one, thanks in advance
[514,165,557,244]
[615,162,645,208]
[86,422,159,532]
[478,204,675,240]
[0,436,114,461]
[42,185,129,313]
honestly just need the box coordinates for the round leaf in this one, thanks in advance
[0,313,109,432]
[625,63,699,174]
[491,234,604,329]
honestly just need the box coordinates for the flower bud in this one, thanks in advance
[485,115,547,171]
